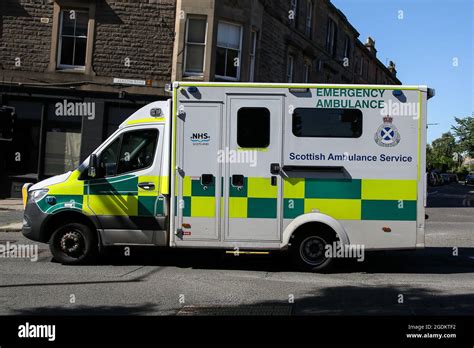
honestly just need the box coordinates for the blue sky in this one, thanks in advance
[332,0,473,143]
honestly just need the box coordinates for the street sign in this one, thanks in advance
[112,78,146,86]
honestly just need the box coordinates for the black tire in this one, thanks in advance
[49,223,98,265]
[290,229,335,272]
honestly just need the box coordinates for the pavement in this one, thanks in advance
[0,198,23,232]
[0,182,473,315]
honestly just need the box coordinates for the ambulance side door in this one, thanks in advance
[225,96,284,242]
[85,125,165,245]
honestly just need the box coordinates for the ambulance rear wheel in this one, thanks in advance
[290,231,334,272]
[49,223,98,265]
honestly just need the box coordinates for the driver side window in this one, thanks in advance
[117,129,158,175]
[98,129,158,177]
[99,137,121,177]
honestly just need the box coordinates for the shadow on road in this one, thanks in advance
[174,285,474,315]
[10,284,474,315]
[84,246,474,275]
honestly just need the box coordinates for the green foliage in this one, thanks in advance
[427,116,473,172]
[429,132,456,171]
[451,116,474,157]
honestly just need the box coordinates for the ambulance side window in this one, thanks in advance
[292,108,363,138]
[237,107,270,148]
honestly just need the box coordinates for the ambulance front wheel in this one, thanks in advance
[290,230,335,272]
[49,223,99,265]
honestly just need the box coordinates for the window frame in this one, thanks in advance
[48,1,96,75]
[303,62,311,83]
[305,0,313,37]
[343,35,351,61]
[290,0,298,27]
[326,17,337,57]
[215,21,243,81]
[287,54,295,83]
[292,108,363,139]
[97,128,159,178]
[183,16,208,76]
[57,9,89,71]
[248,29,258,82]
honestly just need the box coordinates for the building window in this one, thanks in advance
[292,108,363,138]
[216,21,242,80]
[237,108,270,148]
[249,30,258,82]
[326,18,337,57]
[359,56,363,76]
[364,59,369,79]
[303,62,311,83]
[44,101,82,176]
[305,0,313,37]
[290,0,298,27]
[287,54,295,83]
[184,17,207,75]
[57,9,88,70]
[343,35,351,61]
[5,100,43,176]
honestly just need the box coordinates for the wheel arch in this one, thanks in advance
[40,209,100,243]
[282,213,350,248]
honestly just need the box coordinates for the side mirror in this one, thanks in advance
[88,154,98,178]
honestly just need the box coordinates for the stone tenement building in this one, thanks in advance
[0,0,400,197]
[173,0,399,85]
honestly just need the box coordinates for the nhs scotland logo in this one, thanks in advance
[190,132,210,146]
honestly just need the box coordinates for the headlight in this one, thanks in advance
[28,189,49,202]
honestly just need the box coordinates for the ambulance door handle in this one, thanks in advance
[138,182,155,190]
[270,163,281,175]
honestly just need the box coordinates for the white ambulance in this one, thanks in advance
[22,82,434,271]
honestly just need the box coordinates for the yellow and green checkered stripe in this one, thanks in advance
[36,172,165,217]
[181,176,279,219]
[180,176,417,221]
[228,177,278,219]
[284,178,417,221]
[181,176,217,218]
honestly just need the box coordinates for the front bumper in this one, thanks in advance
[22,200,49,243]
